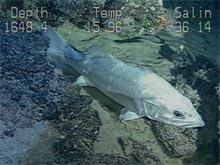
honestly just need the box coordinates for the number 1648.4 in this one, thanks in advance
[5,21,47,33]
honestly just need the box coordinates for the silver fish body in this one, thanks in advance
[43,29,205,128]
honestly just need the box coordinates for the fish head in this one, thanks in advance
[143,97,205,128]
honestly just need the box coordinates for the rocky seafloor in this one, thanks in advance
[0,0,219,165]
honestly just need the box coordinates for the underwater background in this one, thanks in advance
[0,0,219,164]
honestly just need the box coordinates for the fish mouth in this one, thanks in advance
[167,116,205,128]
[179,119,205,128]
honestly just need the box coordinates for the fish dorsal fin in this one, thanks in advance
[83,46,113,59]
[126,62,151,72]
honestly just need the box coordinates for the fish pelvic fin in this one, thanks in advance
[74,75,93,87]
[119,108,142,121]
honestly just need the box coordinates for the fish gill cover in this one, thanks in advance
[0,0,219,164]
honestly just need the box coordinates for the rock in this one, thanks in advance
[35,0,106,27]
[105,0,167,37]
[0,19,66,164]
[34,0,167,37]
[118,137,163,164]
[154,24,219,162]
[151,123,198,157]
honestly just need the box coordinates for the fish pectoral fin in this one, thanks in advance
[119,108,142,121]
[74,76,93,87]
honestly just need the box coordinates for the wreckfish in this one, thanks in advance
[43,29,205,128]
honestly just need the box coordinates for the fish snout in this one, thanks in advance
[183,116,205,128]
[193,113,205,127]
[199,119,205,127]
[195,116,205,127]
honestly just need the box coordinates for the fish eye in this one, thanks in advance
[173,110,185,119]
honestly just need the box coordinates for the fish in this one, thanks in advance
[43,28,205,128]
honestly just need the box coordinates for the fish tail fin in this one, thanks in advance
[42,28,83,62]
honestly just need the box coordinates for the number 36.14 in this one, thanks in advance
[175,21,211,33]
